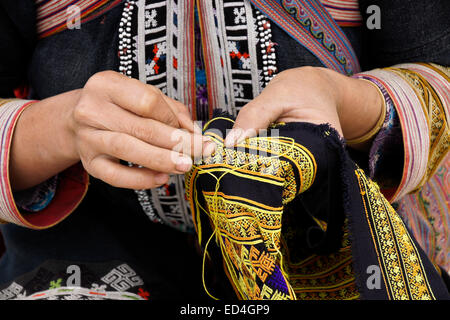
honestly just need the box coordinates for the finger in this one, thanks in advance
[81,101,214,158]
[87,130,194,174]
[224,98,281,147]
[87,155,170,189]
[86,71,179,127]
[162,95,203,134]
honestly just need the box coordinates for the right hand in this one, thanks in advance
[68,71,212,189]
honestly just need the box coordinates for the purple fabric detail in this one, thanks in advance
[266,265,289,294]
[194,9,210,122]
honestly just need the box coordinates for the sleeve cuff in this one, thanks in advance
[351,74,404,200]
[0,99,89,229]
[352,70,430,202]
[353,63,449,202]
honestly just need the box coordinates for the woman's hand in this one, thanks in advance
[11,71,212,191]
[224,66,383,148]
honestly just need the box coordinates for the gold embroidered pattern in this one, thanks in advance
[185,123,318,300]
[388,67,449,189]
[203,193,283,252]
[0,99,14,107]
[356,169,435,300]
[281,217,360,300]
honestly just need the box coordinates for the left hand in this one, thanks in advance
[224,66,383,148]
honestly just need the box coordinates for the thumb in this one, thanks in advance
[224,99,281,147]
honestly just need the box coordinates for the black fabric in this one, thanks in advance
[358,0,450,69]
[0,177,220,300]
[0,0,36,97]
[192,115,450,300]
[29,3,123,98]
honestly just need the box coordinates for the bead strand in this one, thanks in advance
[255,10,277,87]
[118,0,136,77]
[118,0,162,224]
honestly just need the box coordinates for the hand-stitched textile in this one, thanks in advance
[319,0,362,26]
[120,0,360,233]
[354,63,450,273]
[120,0,283,231]
[0,260,149,300]
[249,0,361,75]
[186,116,450,300]
[35,0,122,38]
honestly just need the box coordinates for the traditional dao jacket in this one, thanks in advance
[0,0,448,300]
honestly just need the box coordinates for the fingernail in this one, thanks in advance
[202,141,216,157]
[202,135,212,143]
[225,128,243,147]
[155,173,169,185]
[175,156,193,172]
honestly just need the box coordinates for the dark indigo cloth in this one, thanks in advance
[188,115,450,300]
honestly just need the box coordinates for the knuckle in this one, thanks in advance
[86,72,104,87]
[138,90,158,113]
[299,66,316,73]
[165,111,177,126]
[147,84,161,95]
[72,101,92,124]
[81,156,100,179]
[103,166,121,187]
[85,71,117,89]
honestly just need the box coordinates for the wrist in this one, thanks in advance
[60,89,82,163]
[10,90,81,190]
[334,73,384,142]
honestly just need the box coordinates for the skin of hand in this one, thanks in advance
[10,71,215,191]
[224,66,383,149]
